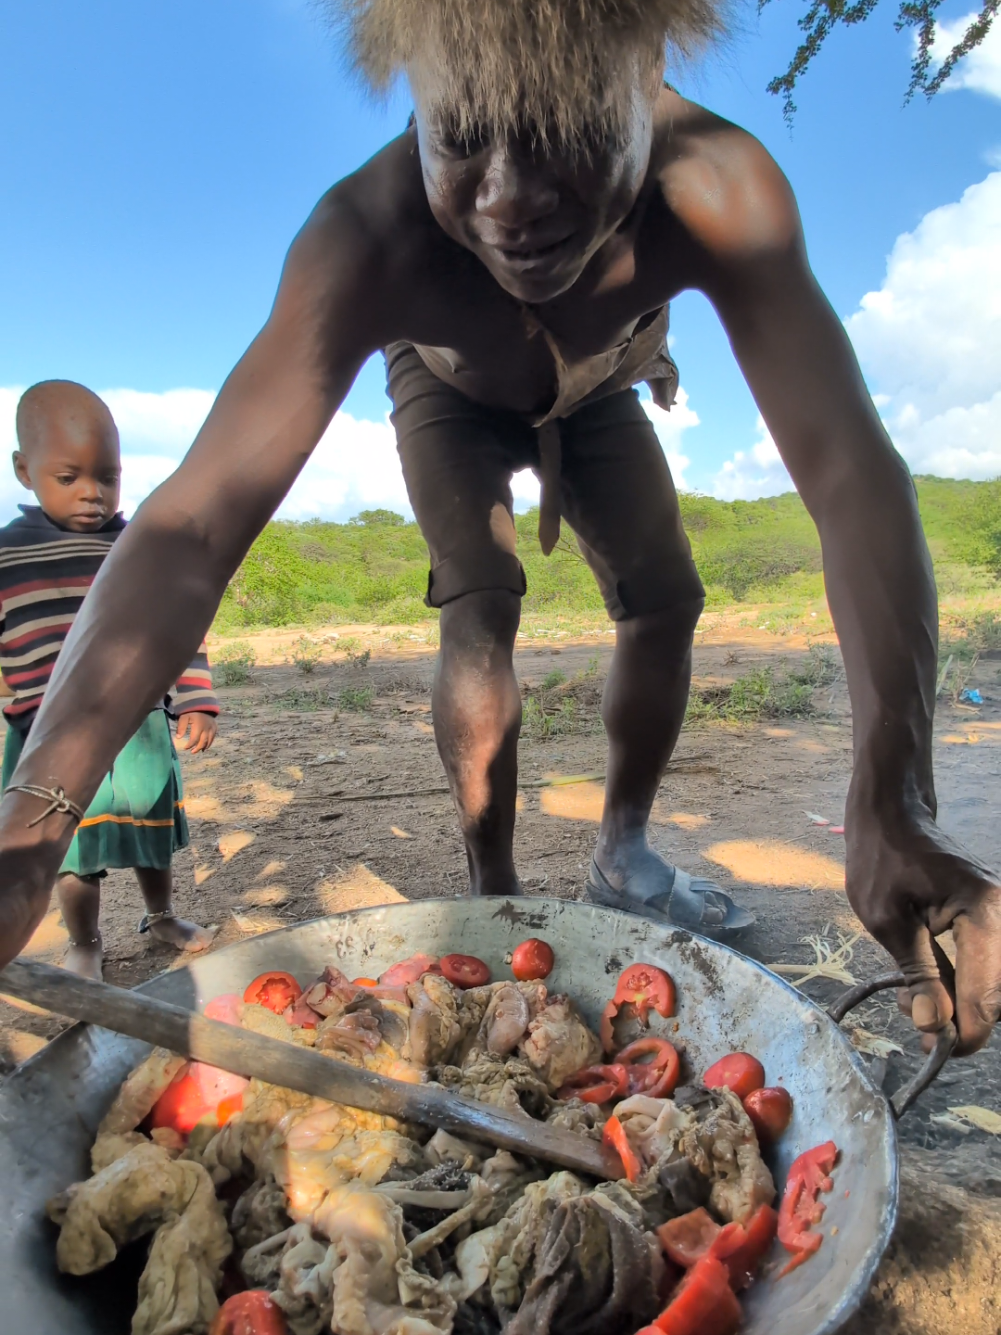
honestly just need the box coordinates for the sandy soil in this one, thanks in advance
[2,622,1000,1328]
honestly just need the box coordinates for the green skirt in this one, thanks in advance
[2,711,189,877]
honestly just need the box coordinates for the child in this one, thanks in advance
[1,379,219,979]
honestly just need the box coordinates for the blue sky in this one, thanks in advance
[1,0,999,520]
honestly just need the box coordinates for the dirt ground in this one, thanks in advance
[2,622,1000,1327]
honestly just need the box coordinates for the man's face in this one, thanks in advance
[14,417,121,532]
[416,74,657,304]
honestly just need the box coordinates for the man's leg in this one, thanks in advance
[434,589,522,896]
[560,390,753,931]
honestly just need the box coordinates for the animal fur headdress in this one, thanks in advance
[327,0,723,146]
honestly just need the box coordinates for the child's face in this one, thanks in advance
[13,419,121,532]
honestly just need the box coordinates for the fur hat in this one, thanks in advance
[327,0,723,147]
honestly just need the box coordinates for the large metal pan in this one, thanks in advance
[0,898,906,1335]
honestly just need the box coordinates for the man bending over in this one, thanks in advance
[1,0,998,1055]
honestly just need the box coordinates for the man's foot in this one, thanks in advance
[64,936,103,981]
[587,847,754,935]
[141,913,218,953]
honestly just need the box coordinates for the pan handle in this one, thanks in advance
[828,971,957,1119]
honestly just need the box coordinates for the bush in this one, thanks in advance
[214,642,256,686]
[289,636,322,675]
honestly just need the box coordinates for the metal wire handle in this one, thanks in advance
[828,971,958,1119]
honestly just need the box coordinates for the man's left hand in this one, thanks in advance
[176,712,218,754]
[846,805,1001,1056]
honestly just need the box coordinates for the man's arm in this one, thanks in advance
[685,135,1001,1054]
[0,192,386,963]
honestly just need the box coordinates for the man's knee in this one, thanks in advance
[617,596,705,650]
[439,588,522,655]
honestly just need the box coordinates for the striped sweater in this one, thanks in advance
[0,506,218,728]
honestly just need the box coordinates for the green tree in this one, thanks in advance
[763,0,997,118]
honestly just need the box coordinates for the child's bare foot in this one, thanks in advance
[144,914,217,953]
[64,936,103,981]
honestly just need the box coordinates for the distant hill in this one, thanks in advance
[215,477,1000,630]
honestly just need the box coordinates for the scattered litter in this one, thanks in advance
[773,931,861,987]
[805,811,830,826]
[391,826,413,839]
[930,1112,973,1135]
[959,688,984,705]
[308,751,348,766]
[850,1028,904,1059]
[318,812,343,823]
[828,826,845,835]
[947,1105,1001,1136]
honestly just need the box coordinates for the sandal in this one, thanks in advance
[586,855,755,935]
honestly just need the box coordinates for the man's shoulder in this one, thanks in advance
[652,92,800,263]
[291,130,438,283]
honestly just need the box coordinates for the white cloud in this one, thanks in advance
[1,379,704,524]
[711,417,794,501]
[929,11,1001,100]
[846,170,1001,478]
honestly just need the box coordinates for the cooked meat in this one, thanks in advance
[453,1172,587,1313]
[435,1052,551,1118]
[517,996,602,1092]
[232,1177,293,1249]
[505,1194,661,1335]
[678,1088,776,1223]
[94,1048,187,1142]
[615,1094,697,1168]
[545,1097,607,1141]
[304,966,367,1020]
[658,1156,712,1216]
[407,974,464,1067]
[315,1009,383,1059]
[48,1140,231,1335]
[483,983,532,1056]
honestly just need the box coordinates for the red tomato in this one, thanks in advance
[557,1063,629,1104]
[204,994,243,1025]
[511,938,555,981]
[653,1254,742,1335]
[352,977,379,987]
[243,971,302,1014]
[151,1062,248,1135]
[379,954,441,987]
[616,1036,681,1098]
[743,1086,793,1144]
[210,1290,289,1335]
[612,963,676,1024]
[778,1141,838,1277]
[602,1114,642,1183]
[710,1205,778,1290]
[656,1208,721,1268]
[703,1053,766,1101]
[439,953,491,988]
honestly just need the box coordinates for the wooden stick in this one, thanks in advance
[0,958,622,1181]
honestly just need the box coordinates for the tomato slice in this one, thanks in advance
[557,1063,629,1104]
[703,1052,766,1101]
[653,1254,742,1335]
[439,953,491,988]
[710,1205,778,1290]
[616,1036,681,1098]
[243,971,302,1014]
[379,954,442,987]
[352,977,380,987]
[210,1290,289,1335]
[511,938,555,981]
[150,1062,248,1136]
[743,1086,793,1144]
[602,1114,643,1183]
[777,1140,838,1277]
[656,1208,722,1268]
[612,964,676,1024]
